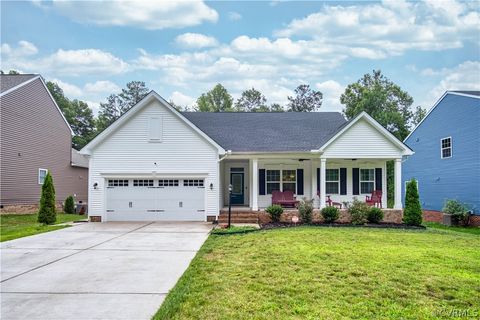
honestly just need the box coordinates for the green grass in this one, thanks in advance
[425,222,480,235]
[155,227,480,320]
[0,213,85,242]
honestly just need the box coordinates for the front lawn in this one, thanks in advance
[155,227,480,319]
[0,213,85,242]
[424,222,480,235]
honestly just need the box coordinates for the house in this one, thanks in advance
[80,91,413,222]
[402,91,480,216]
[0,74,88,212]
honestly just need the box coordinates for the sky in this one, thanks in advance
[1,0,479,115]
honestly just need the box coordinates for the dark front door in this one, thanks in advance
[230,171,244,205]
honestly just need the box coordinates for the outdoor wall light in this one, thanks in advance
[210,183,214,190]
[93,182,98,189]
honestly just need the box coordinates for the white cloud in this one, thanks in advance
[50,78,83,97]
[38,0,218,30]
[275,0,479,58]
[169,91,195,107]
[175,33,218,49]
[427,61,480,106]
[84,80,120,94]
[1,42,129,76]
[228,11,242,21]
[315,80,345,112]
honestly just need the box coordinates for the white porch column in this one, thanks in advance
[394,158,402,209]
[320,158,327,208]
[251,158,259,211]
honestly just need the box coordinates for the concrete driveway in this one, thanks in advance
[1,221,212,320]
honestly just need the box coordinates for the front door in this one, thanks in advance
[230,170,244,205]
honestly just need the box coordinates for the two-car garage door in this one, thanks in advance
[105,178,205,221]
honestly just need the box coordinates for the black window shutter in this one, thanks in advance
[375,168,382,191]
[259,169,266,195]
[316,168,320,195]
[352,168,359,195]
[340,168,347,195]
[296,169,304,195]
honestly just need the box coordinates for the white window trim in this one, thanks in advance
[440,136,452,159]
[38,168,48,185]
[325,168,340,195]
[265,169,297,195]
[359,168,375,195]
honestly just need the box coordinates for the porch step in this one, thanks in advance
[218,212,259,223]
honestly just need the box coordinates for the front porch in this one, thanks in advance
[219,156,403,212]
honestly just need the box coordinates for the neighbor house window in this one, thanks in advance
[325,169,339,194]
[282,170,296,193]
[38,169,48,184]
[266,170,281,194]
[360,169,375,194]
[441,137,452,159]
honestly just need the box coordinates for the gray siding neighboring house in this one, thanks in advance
[0,74,88,209]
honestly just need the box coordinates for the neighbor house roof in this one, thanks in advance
[182,112,347,152]
[0,74,38,94]
[71,149,89,168]
[450,90,480,97]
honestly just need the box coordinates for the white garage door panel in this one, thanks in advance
[106,179,205,221]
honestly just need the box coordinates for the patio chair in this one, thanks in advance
[326,195,342,209]
[366,190,382,208]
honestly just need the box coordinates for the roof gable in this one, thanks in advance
[80,91,225,155]
[318,112,413,157]
[404,91,480,142]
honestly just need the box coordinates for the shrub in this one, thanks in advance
[367,207,384,223]
[403,179,422,226]
[349,199,369,225]
[298,198,314,223]
[64,195,75,214]
[443,199,469,226]
[321,206,339,223]
[265,205,283,222]
[38,172,56,225]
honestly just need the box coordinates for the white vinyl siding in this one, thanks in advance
[322,119,403,158]
[88,100,219,221]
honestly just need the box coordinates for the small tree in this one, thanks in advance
[403,179,422,226]
[38,172,57,224]
[299,198,314,223]
[64,195,75,214]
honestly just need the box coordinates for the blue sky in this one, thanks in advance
[1,0,479,114]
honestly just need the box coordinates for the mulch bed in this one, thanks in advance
[260,222,426,230]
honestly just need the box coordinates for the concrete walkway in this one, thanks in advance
[1,221,212,320]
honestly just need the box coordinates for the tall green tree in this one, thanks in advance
[46,81,96,150]
[412,106,427,127]
[269,103,284,112]
[38,172,56,225]
[340,70,416,208]
[287,84,323,112]
[97,81,149,132]
[235,88,268,112]
[0,70,20,74]
[340,70,414,140]
[197,84,233,112]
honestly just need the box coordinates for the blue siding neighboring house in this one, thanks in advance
[402,91,480,214]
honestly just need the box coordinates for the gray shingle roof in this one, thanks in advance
[71,149,89,168]
[0,74,38,93]
[451,91,480,97]
[182,112,347,152]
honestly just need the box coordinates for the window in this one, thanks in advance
[441,137,452,159]
[133,179,154,187]
[325,169,339,194]
[108,179,129,187]
[184,179,204,187]
[266,170,281,194]
[360,169,375,194]
[282,170,296,193]
[159,179,179,187]
[38,169,48,184]
[148,116,162,142]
